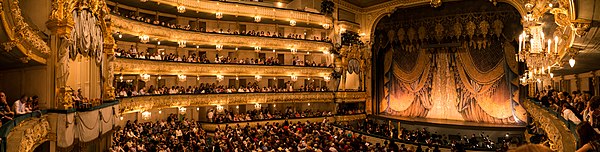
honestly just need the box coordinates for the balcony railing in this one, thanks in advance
[118,91,367,113]
[522,99,578,151]
[113,57,333,76]
[111,15,332,52]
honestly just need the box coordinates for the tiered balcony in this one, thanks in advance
[118,91,367,113]
[110,15,332,52]
[113,57,333,77]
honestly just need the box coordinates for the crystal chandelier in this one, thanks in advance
[139,35,150,43]
[216,12,223,19]
[254,16,261,22]
[517,25,560,85]
[178,40,187,48]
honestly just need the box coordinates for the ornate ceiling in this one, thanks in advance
[553,0,600,75]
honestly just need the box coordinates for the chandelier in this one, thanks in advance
[322,24,330,29]
[517,25,560,85]
[216,12,223,19]
[254,16,261,22]
[140,73,150,82]
[290,20,296,26]
[139,35,150,43]
[177,5,186,13]
[216,75,224,82]
[177,74,187,82]
[177,40,187,48]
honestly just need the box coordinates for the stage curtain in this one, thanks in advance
[386,46,432,117]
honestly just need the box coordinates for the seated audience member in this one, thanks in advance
[12,95,30,115]
[563,102,582,124]
[0,92,14,123]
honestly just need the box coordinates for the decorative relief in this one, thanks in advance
[111,16,332,51]
[1,0,51,62]
[334,114,366,122]
[6,116,51,152]
[2,41,16,52]
[119,92,368,113]
[113,58,333,76]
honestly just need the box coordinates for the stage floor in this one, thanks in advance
[374,115,525,130]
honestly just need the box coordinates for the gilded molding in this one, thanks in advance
[0,0,50,64]
[111,16,332,51]
[120,92,367,113]
[6,116,51,152]
[142,0,332,25]
[113,58,334,77]
[335,91,368,102]
[522,100,576,152]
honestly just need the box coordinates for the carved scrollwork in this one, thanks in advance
[6,116,51,152]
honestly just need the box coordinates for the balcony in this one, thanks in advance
[113,57,333,76]
[522,99,578,151]
[110,15,332,52]
[118,91,366,113]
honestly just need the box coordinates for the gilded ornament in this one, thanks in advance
[465,21,476,39]
[387,30,396,42]
[407,27,416,43]
[2,41,17,52]
[492,20,503,37]
[434,23,444,42]
[397,28,405,43]
[478,20,490,38]
[417,26,427,41]
[452,22,462,39]
[430,0,442,8]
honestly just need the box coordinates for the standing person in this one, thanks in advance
[207,109,214,122]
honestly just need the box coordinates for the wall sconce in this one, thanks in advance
[140,73,150,82]
[139,35,150,43]
[177,5,186,13]
[178,107,187,114]
[157,75,162,80]
[119,75,124,82]
[216,75,224,82]
[290,20,296,26]
[157,41,161,45]
[142,111,151,120]
[255,75,262,82]
[254,46,261,52]
[569,57,576,67]
[216,105,224,112]
[254,16,261,22]
[216,44,223,51]
[322,24,330,29]
[254,103,261,109]
[178,40,187,48]
[291,75,298,82]
[117,32,122,38]
[323,76,331,82]
[290,48,297,54]
[178,74,187,82]
[340,27,346,34]
[216,12,223,19]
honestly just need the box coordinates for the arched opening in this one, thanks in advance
[371,0,527,124]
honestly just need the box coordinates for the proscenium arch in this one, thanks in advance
[368,0,527,115]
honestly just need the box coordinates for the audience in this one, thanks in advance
[0,92,14,123]
[207,107,332,123]
[116,82,330,98]
[534,89,586,124]
[112,10,332,43]
[114,47,333,68]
